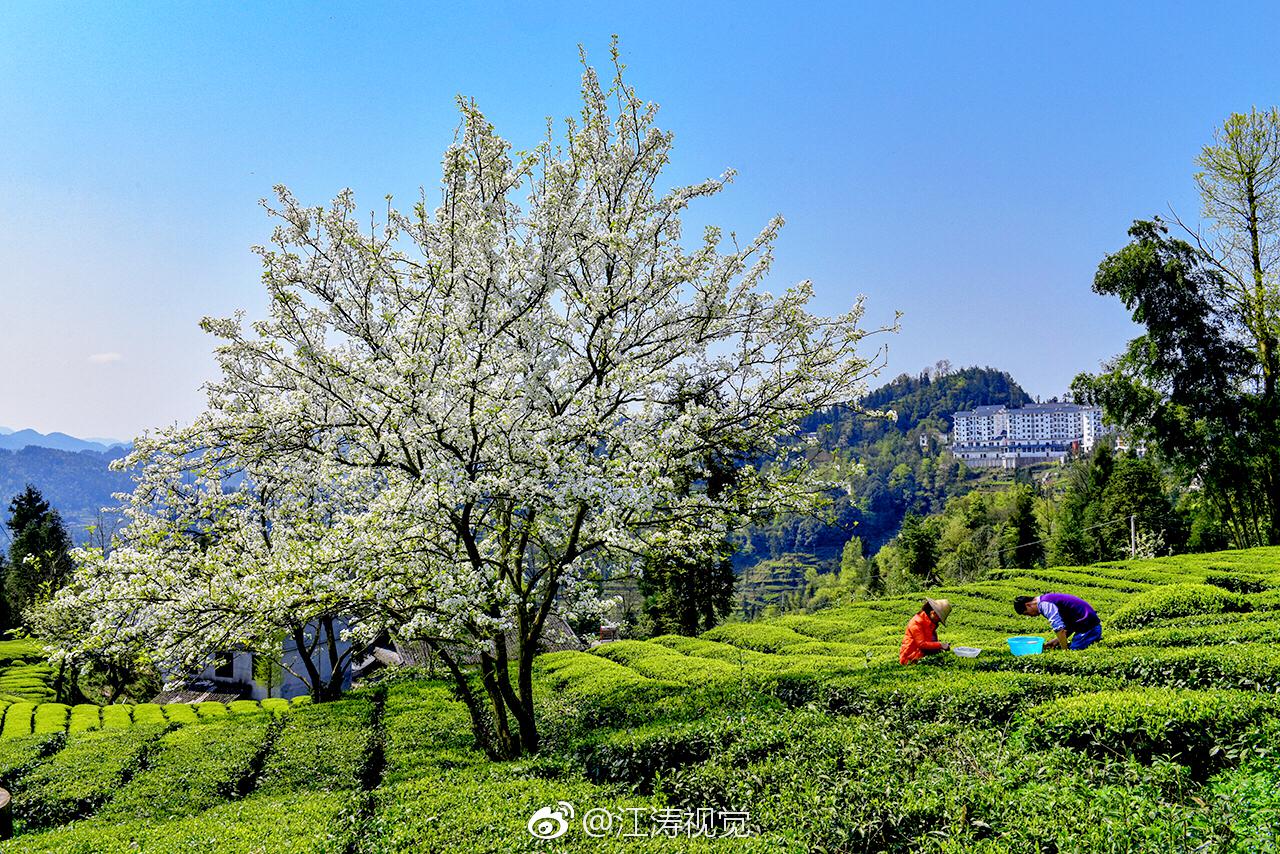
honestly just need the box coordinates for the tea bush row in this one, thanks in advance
[1019,688,1280,775]
[381,681,482,785]
[0,696,298,739]
[256,696,378,794]
[591,641,740,685]
[99,713,275,821]
[15,725,165,828]
[974,643,1280,692]
[1108,584,1248,629]
[4,791,361,854]
[822,667,1092,724]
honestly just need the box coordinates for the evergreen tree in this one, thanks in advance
[6,484,74,625]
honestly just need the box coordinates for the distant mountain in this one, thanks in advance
[0,426,12,435]
[0,429,127,454]
[0,446,133,545]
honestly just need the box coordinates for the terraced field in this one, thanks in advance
[0,548,1277,851]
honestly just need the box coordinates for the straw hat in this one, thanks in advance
[925,597,952,625]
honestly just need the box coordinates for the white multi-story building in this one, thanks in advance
[950,403,1110,469]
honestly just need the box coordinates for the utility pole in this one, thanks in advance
[1130,514,1136,559]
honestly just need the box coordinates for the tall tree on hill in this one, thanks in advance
[1073,219,1268,546]
[5,484,74,625]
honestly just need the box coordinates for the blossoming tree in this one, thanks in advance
[40,46,887,758]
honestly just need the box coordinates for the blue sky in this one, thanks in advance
[2,2,1278,438]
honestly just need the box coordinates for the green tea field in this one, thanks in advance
[3,548,1280,852]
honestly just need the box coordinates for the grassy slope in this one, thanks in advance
[2,548,1280,852]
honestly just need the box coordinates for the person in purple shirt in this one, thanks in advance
[1013,593,1102,650]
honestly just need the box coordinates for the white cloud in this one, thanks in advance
[87,352,125,364]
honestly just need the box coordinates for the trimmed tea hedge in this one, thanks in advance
[100,714,274,821]
[975,643,1280,692]
[101,706,133,729]
[701,622,819,653]
[381,682,483,785]
[0,733,63,789]
[577,717,741,787]
[591,640,740,684]
[32,704,69,735]
[1109,584,1247,629]
[15,725,165,828]
[68,705,102,734]
[256,697,376,794]
[1020,688,1279,773]
[822,667,1091,723]
[4,791,361,854]
[1,703,35,739]
[1205,571,1272,594]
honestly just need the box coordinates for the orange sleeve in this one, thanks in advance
[910,614,944,652]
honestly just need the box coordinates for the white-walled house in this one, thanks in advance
[158,619,352,702]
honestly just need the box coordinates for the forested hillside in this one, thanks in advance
[735,367,1034,606]
[0,447,131,543]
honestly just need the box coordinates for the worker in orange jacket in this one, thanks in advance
[899,597,952,664]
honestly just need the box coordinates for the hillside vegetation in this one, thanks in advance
[2,548,1280,851]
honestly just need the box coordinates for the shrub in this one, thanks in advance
[361,766,680,853]
[0,640,49,664]
[1205,571,1272,594]
[1107,617,1280,649]
[976,643,1280,692]
[228,700,262,715]
[576,717,740,788]
[591,641,739,685]
[382,682,482,785]
[1,702,34,738]
[1192,757,1280,851]
[100,714,274,821]
[68,705,102,733]
[163,703,201,725]
[195,701,229,719]
[15,725,165,828]
[256,697,376,794]
[1020,688,1279,774]
[1253,590,1280,611]
[132,704,166,727]
[536,651,676,725]
[1109,584,1248,629]
[32,703,70,735]
[701,622,815,653]
[100,706,132,729]
[0,732,64,788]
[0,663,57,703]
[260,697,290,715]
[649,635,780,667]
[822,668,1089,723]
[4,792,359,854]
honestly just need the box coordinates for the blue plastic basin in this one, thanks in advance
[1007,636,1045,656]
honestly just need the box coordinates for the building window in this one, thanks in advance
[214,653,235,679]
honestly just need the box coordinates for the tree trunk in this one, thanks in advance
[290,624,327,703]
[435,646,504,760]
[494,626,538,755]
[477,651,518,759]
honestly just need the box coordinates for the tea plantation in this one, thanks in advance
[3,548,1280,851]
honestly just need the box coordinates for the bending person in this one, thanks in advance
[1013,593,1102,650]
[899,597,952,665]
